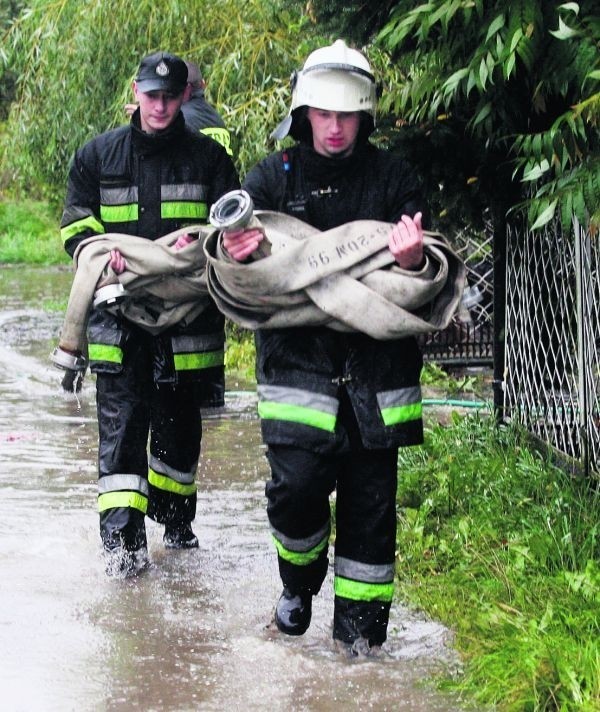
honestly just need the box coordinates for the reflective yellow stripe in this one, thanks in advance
[88,343,123,364]
[200,127,233,155]
[100,204,138,222]
[381,402,422,426]
[271,533,329,565]
[98,491,148,513]
[148,468,196,496]
[334,576,395,602]
[161,202,208,220]
[173,350,224,371]
[258,401,336,433]
[61,216,105,244]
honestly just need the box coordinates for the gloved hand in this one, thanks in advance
[61,368,85,393]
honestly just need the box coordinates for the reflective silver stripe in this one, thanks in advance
[270,520,330,553]
[149,454,196,484]
[377,386,422,410]
[100,186,138,204]
[335,556,395,583]
[258,385,338,415]
[161,184,208,201]
[87,326,123,345]
[172,332,224,353]
[98,474,149,496]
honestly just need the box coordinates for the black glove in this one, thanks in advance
[61,369,84,393]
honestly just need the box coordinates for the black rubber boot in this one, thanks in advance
[163,523,199,549]
[104,546,150,578]
[274,587,312,636]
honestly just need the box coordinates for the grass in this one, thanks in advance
[396,412,599,711]
[0,198,67,264]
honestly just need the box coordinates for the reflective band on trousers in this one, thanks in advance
[377,385,423,426]
[88,343,123,364]
[61,215,105,244]
[98,492,148,513]
[98,473,149,496]
[335,555,395,583]
[257,384,338,433]
[97,474,149,513]
[149,454,196,484]
[271,520,331,565]
[148,468,196,497]
[272,533,329,565]
[334,576,395,602]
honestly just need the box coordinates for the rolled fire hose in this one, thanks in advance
[50,225,214,372]
[204,191,466,340]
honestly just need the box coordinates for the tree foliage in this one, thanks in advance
[376,1,599,231]
[0,0,24,121]
[0,0,324,204]
[296,0,600,232]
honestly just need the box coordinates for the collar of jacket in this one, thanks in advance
[130,108,187,155]
[297,140,370,183]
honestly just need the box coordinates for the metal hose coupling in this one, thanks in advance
[92,282,130,310]
[50,346,87,372]
[209,189,254,231]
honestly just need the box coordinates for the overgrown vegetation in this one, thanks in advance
[0,199,66,264]
[301,0,600,234]
[397,413,600,710]
[0,0,325,204]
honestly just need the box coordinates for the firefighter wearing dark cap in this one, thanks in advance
[60,51,239,577]
[221,39,427,652]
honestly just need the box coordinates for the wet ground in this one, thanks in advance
[0,265,467,711]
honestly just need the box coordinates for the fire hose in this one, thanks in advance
[204,191,466,339]
[50,225,214,389]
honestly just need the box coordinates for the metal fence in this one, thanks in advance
[418,225,494,365]
[503,218,600,475]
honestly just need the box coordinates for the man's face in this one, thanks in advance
[133,82,189,133]
[307,108,361,158]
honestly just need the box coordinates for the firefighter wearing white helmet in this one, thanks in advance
[271,39,377,141]
[221,39,428,653]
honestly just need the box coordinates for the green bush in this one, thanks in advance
[396,413,600,710]
[0,198,66,263]
[0,0,327,201]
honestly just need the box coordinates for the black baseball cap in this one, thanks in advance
[135,52,188,94]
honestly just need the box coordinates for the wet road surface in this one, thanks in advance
[0,266,465,711]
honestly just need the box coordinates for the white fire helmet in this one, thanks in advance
[271,39,377,141]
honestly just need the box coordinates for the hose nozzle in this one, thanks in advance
[50,347,87,372]
[209,189,254,231]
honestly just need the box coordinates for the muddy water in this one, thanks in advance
[0,265,465,711]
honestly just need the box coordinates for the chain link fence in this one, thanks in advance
[418,225,494,365]
[504,218,600,475]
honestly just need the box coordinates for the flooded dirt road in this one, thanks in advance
[0,266,465,711]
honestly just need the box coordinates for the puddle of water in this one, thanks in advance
[0,266,465,711]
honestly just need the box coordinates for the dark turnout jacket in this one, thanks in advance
[61,110,238,256]
[243,141,427,452]
[60,109,240,401]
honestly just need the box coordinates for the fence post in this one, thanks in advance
[574,217,590,476]
[493,216,507,423]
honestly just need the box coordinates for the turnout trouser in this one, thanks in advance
[96,332,202,552]
[265,393,398,645]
